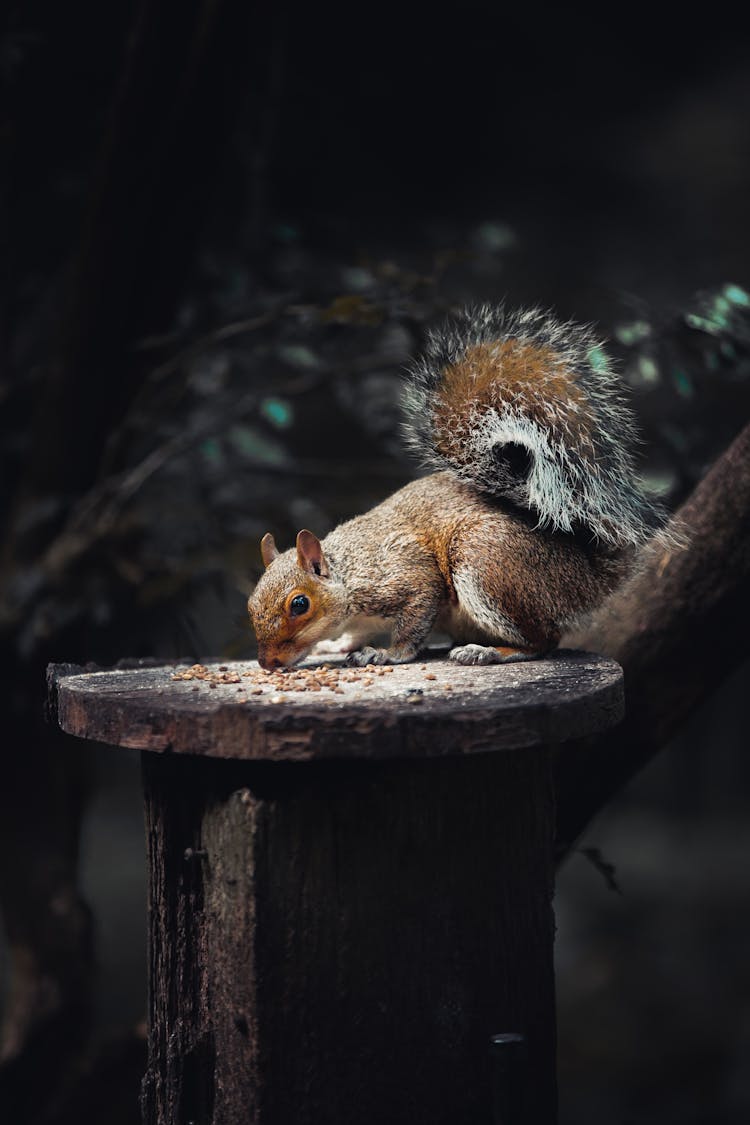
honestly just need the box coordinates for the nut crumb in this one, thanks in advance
[170,659,409,697]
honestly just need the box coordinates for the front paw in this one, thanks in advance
[346,646,385,667]
[312,633,358,656]
[346,646,416,667]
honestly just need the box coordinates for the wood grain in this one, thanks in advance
[48,650,625,1124]
[49,650,624,762]
[140,747,558,1124]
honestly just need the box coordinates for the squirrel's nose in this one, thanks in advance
[258,651,284,671]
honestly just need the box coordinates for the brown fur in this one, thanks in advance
[432,340,593,462]
[249,473,628,668]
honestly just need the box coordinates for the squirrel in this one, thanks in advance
[248,303,663,670]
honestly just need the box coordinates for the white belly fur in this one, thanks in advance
[440,570,528,646]
[311,614,393,655]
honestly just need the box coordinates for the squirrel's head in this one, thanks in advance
[248,530,347,670]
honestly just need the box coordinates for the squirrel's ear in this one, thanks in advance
[261,532,280,568]
[296,529,329,578]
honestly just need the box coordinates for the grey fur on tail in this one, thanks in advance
[402,303,663,549]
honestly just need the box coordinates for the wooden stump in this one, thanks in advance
[49,650,624,1125]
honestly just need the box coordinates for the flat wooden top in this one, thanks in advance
[48,650,623,762]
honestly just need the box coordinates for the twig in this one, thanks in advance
[147,310,281,382]
[0,339,414,628]
[578,846,623,895]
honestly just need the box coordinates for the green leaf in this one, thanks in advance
[261,397,294,429]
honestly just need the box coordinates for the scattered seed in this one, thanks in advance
[169,659,441,697]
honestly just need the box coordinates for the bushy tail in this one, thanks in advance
[402,303,662,548]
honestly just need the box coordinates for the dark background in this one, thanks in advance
[1,2,749,1122]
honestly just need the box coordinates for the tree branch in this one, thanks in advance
[555,419,750,857]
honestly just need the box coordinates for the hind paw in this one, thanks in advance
[449,644,541,666]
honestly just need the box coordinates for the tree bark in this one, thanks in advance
[555,419,750,856]
[0,1,256,1107]
[6,0,254,538]
[141,750,558,1125]
[52,654,619,1124]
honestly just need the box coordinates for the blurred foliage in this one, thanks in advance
[4,211,750,666]
[2,8,749,1122]
[2,238,456,661]
[611,282,750,504]
[2,0,749,674]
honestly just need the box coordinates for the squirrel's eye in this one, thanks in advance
[289,594,310,617]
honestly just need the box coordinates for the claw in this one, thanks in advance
[449,644,541,665]
[346,647,380,667]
